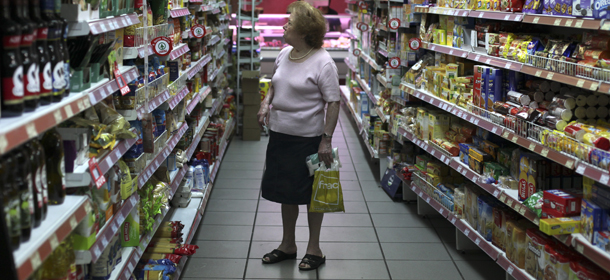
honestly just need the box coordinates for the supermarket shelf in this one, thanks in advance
[376,73,390,88]
[186,90,203,115]
[468,10,523,21]
[137,122,189,188]
[88,65,140,105]
[74,194,139,264]
[413,6,430,13]
[208,35,221,46]
[111,205,171,280]
[237,29,260,38]
[238,56,262,64]
[168,86,191,109]
[422,42,469,59]
[340,85,364,134]
[136,90,171,120]
[520,64,600,92]
[571,234,610,274]
[344,57,357,73]
[358,48,381,71]
[522,14,600,29]
[237,15,259,22]
[66,129,138,187]
[344,29,358,40]
[361,129,379,158]
[67,13,140,37]
[428,7,470,17]
[169,165,188,199]
[467,52,524,72]
[170,43,190,60]
[14,196,91,280]
[376,107,388,123]
[210,118,235,182]
[170,7,190,18]
[186,117,211,159]
[575,162,610,187]
[378,49,388,58]
[123,45,154,59]
[355,74,376,104]
[399,81,578,170]
[188,54,212,79]
[391,95,408,106]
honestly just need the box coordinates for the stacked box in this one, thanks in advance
[242,70,261,141]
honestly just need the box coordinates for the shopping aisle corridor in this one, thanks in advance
[182,106,507,279]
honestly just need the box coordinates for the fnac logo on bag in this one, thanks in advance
[318,180,339,190]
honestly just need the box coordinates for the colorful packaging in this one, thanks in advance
[121,211,140,247]
[593,0,610,19]
[477,196,495,241]
[525,228,552,279]
[486,68,504,112]
[581,199,608,244]
[543,189,583,216]
[539,216,581,235]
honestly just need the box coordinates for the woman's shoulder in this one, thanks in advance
[315,48,335,65]
[277,46,293,62]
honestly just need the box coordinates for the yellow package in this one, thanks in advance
[491,0,501,10]
[539,217,581,235]
[439,16,448,31]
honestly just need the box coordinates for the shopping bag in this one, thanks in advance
[309,165,345,213]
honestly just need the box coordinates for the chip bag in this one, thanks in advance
[309,163,345,213]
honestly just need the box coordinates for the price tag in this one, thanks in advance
[90,25,98,34]
[451,217,457,224]
[461,169,467,176]
[431,150,436,156]
[553,19,562,26]
[506,62,512,69]
[457,166,463,173]
[25,123,38,138]
[504,15,510,21]
[126,16,133,25]
[478,12,484,18]
[472,175,477,182]
[64,105,74,118]
[535,70,542,77]
[411,185,416,191]
[441,155,446,162]
[507,266,514,275]
[106,85,113,94]
[485,58,491,64]
[49,233,59,250]
[111,222,118,233]
[464,229,470,236]
[121,17,128,26]
[519,206,527,215]
[565,19,573,26]
[541,148,549,157]
[100,23,108,32]
[53,110,63,124]
[439,208,444,215]
[590,83,598,91]
[426,197,431,203]
[69,216,78,229]
[475,238,481,245]
[101,235,109,247]
[493,189,500,197]
[512,136,518,143]
[500,194,507,203]
[449,49,454,55]
[575,20,583,28]
[576,243,584,254]
[566,160,574,169]
[547,72,554,80]
[515,15,522,21]
[601,174,610,184]
[431,45,436,51]
[529,143,536,151]
[474,119,480,125]
[533,17,540,24]
[419,191,423,197]
[475,55,480,61]
[577,79,585,87]
[502,130,509,138]
[128,262,135,272]
[576,164,586,174]
[492,127,498,134]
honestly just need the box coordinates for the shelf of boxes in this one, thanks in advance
[361,129,379,159]
[376,73,391,88]
[357,48,382,71]
[14,196,91,280]
[354,74,377,104]
[67,13,140,37]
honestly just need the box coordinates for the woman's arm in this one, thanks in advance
[318,101,340,167]
[257,82,274,128]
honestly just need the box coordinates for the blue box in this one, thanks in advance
[581,199,608,244]
[486,68,503,110]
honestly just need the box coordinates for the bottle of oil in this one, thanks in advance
[31,139,47,220]
[13,147,33,242]
[40,234,70,280]
[1,155,20,250]
[42,128,64,205]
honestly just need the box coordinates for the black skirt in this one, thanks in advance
[261,130,322,205]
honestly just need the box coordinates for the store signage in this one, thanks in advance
[353,49,361,56]
[89,157,106,189]
[113,62,130,95]
[389,57,400,69]
[389,18,401,30]
[357,22,369,32]
[151,36,173,56]
[409,38,421,50]
[191,24,206,38]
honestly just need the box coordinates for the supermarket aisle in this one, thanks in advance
[181,107,507,280]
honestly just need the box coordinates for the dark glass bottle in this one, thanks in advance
[12,148,32,242]
[0,0,24,117]
[42,128,65,205]
[39,0,63,102]
[1,156,20,250]
[24,142,43,227]
[54,0,69,97]
[11,0,39,111]
[28,0,51,105]
[31,139,47,220]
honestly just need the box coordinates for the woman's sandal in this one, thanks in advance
[298,254,326,271]
[262,249,297,264]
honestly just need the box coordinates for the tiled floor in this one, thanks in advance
[182,108,506,279]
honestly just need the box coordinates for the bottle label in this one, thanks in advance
[8,197,20,237]
[42,164,48,204]
[35,167,42,208]
[21,33,34,47]
[25,63,40,98]
[41,61,52,94]
[3,35,21,49]
[26,174,34,215]
[37,27,48,40]
[3,65,24,104]
[20,188,31,225]
[52,61,65,96]
[69,263,77,280]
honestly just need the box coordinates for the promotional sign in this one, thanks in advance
[89,157,106,189]
[409,38,421,50]
[113,62,130,95]
[191,24,206,38]
[389,18,401,30]
[151,36,173,56]
[389,57,401,69]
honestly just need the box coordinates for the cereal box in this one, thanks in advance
[573,0,593,17]
[581,199,608,244]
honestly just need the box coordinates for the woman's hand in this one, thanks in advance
[318,137,333,167]
[257,103,270,129]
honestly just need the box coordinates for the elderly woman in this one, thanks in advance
[256,1,340,271]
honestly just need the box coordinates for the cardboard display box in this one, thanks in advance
[243,128,261,141]
[243,105,259,129]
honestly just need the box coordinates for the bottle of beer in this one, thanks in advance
[24,141,43,227]
[39,0,63,102]
[28,0,51,105]
[54,0,69,97]
[11,0,39,111]
[31,138,47,220]
[12,148,33,243]
[0,0,24,117]
[42,128,65,205]
[1,156,20,250]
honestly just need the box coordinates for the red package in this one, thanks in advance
[124,35,135,47]
[543,189,582,216]
[505,0,524,12]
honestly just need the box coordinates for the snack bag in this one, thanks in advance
[309,163,345,213]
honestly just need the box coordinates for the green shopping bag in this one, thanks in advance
[309,166,345,213]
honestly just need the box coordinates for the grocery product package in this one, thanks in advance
[121,209,140,247]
